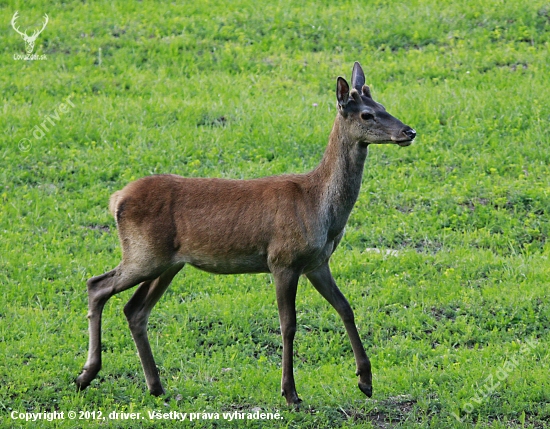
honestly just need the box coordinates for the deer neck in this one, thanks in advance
[310,115,368,235]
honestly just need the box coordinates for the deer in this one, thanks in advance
[75,62,416,405]
[11,11,49,54]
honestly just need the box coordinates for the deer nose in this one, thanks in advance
[403,128,416,140]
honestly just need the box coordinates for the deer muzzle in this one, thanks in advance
[393,127,416,146]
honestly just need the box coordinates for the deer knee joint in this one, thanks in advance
[337,303,355,324]
[281,324,297,338]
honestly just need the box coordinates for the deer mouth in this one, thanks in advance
[397,140,413,147]
[392,137,414,147]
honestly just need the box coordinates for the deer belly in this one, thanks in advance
[186,253,270,274]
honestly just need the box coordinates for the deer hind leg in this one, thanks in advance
[273,268,302,405]
[123,262,184,396]
[306,263,372,398]
[76,263,166,392]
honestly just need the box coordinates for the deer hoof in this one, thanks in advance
[287,396,302,407]
[282,390,302,406]
[358,381,373,398]
[75,373,91,391]
[149,386,166,397]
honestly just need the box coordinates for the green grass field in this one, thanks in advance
[2,0,550,427]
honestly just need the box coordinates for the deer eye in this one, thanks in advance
[360,112,374,121]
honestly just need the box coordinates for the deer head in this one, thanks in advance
[11,11,49,54]
[336,62,416,146]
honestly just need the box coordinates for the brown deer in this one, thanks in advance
[76,62,416,405]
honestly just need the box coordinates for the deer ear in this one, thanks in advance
[351,62,365,92]
[336,77,350,107]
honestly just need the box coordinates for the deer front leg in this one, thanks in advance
[306,263,372,398]
[273,269,302,405]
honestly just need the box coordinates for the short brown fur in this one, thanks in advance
[76,62,416,405]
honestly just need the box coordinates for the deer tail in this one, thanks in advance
[109,191,122,218]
